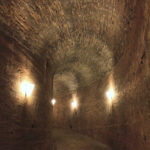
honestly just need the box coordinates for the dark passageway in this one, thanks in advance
[0,0,150,150]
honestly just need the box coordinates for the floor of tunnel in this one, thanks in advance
[52,128,111,150]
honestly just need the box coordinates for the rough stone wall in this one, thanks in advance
[0,33,53,150]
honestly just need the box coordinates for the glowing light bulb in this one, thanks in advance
[20,80,34,97]
[106,87,115,103]
[51,99,56,105]
[72,100,77,109]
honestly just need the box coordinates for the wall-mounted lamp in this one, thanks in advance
[51,98,56,106]
[71,94,78,111]
[72,100,77,109]
[106,87,115,104]
[20,80,35,98]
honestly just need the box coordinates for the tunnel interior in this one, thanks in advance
[0,0,150,150]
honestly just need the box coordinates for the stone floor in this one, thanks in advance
[52,128,111,150]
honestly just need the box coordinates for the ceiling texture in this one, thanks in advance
[0,0,131,97]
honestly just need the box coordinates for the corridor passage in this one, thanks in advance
[0,1,149,150]
[52,129,111,150]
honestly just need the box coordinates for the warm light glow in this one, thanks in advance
[72,100,77,109]
[20,80,34,97]
[71,94,79,111]
[51,99,56,105]
[106,87,115,103]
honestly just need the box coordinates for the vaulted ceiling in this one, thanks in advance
[0,0,132,96]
